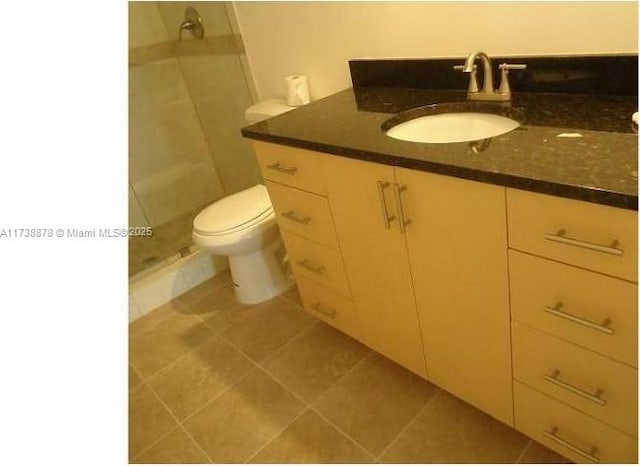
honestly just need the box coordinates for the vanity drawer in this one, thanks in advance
[512,321,637,436]
[514,381,637,464]
[296,276,362,341]
[254,141,326,195]
[509,250,637,367]
[281,230,351,298]
[266,181,338,249]
[506,188,638,282]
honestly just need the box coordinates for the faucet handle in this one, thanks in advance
[498,63,527,95]
[499,63,527,70]
[453,64,479,93]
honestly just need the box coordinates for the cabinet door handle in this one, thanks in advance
[267,162,298,175]
[545,229,623,256]
[544,303,614,335]
[393,183,411,233]
[544,369,606,406]
[376,181,396,229]
[296,259,325,275]
[310,302,337,319]
[543,427,600,463]
[282,210,311,225]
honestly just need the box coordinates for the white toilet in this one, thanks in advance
[192,100,296,304]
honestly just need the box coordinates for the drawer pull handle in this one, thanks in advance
[282,210,311,225]
[545,229,623,256]
[376,181,396,229]
[543,427,600,463]
[544,303,614,335]
[296,259,325,275]
[393,184,411,233]
[310,302,337,319]
[267,162,298,175]
[544,370,606,406]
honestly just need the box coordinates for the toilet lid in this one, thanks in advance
[193,184,273,235]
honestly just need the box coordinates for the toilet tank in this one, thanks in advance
[245,99,295,124]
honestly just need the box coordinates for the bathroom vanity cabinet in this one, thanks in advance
[321,154,513,424]
[253,139,638,463]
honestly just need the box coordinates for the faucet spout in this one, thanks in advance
[463,51,494,94]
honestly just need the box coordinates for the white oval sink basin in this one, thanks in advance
[386,112,520,144]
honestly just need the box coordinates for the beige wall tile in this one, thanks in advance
[182,369,305,463]
[132,427,208,464]
[263,322,370,402]
[313,352,437,456]
[147,336,255,419]
[220,296,317,362]
[129,2,169,49]
[157,1,234,41]
[129,57,224,226]
[380,391,529,463]
[250,410,373,463]
[178,54,260,195]
[128,184,149,228]
[129,383,177,459]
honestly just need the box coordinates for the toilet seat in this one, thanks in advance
[193,184,273,236]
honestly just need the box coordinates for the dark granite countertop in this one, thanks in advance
[241,87,638,210]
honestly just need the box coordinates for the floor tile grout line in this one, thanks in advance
[242,408,309,464]
[132,334,264,458]
[236,331,378,462]
[374,387,443,462]
[130,423,181,463]
[131,331,220,383]
[258,318,322,365]
[514,438,533,464]
[308,348,374,406]
[308,406,377,461]
[253,352,377,462]
[175,363,261,428]
[130,375,214,464]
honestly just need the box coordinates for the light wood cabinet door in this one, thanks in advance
[321,156,427,377]
[396,168,513,425]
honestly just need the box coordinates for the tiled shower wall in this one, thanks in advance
[129,2,224,228]
[128,1,260,277]
[129,1,260,231]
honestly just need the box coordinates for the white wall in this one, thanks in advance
[233,1,638,100]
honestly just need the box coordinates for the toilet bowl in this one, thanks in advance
[192,100,298,304]
[192,184,293,304]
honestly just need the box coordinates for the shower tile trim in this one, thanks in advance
[129,248,229,320]
[129,34,246,67]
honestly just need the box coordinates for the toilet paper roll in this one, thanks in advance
[285,75,310,106]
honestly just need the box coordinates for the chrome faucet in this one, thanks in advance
[464,51,495,96]
[454,51,526,101]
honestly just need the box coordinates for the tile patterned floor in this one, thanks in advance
[129,272,570,463]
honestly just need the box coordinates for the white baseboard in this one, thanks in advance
[129,248,228,322]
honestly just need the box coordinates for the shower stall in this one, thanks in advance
[128,1,258,277]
